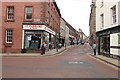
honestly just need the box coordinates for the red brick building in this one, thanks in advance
[1,1,61,53]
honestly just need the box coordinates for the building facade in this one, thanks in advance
[89,0,98,47]
[60,18,66,47]
[96,0,120,56]
[2,1,61,53]
[0,1,2,53]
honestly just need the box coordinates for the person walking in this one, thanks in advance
[41,43,46,55]
[93,42,96,55]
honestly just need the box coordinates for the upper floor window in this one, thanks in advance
[111,6,116,24]
[100,0,104,7]
[100,14,104,28]
[6,29,13,43]
[7,6,14,20]
[25,7,33,20]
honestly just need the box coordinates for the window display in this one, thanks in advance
[100,35,110,54]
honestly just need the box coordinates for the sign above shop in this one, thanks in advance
[23,25,56,35]
[34,19,41,21]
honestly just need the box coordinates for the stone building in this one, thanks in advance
[96,0,120,56]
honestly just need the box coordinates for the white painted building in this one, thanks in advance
[65,25,70,46]
[60,18,70,47]
[96,0,120,56]
[0,1,2,53]
[60,18,66,46]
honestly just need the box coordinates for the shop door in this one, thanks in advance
[30,40,40,49]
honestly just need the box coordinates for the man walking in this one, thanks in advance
[93,42,96,55]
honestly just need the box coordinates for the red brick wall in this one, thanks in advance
[45,2,60,33]
[2,2,60,53]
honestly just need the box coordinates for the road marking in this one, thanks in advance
[51,49,67,57]
[68,61,84,64]
[88,54,120,71]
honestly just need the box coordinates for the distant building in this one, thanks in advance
[96,0,120,56]
[60,18,66,47]
[78,28,87,43]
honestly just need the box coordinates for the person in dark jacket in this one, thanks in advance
[41,43,45,55]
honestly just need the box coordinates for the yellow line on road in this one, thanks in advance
[53,50,67,56]
[88,54,120,71]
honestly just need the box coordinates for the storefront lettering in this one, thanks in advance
[23,25,56,35]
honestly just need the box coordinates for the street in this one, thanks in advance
[2,44,119,78]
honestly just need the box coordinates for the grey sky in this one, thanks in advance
[56,0,92,36]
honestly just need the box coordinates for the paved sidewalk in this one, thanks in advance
[0,45,77,57]
[88,44,120,68]
[89,53,120,68]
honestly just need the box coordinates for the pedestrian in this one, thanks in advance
[93,42,96,55]
[41,43,46,55]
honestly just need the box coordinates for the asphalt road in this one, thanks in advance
[2,44,119,78]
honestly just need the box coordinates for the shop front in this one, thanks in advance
[22,24,56,53]
[96,26,119,56]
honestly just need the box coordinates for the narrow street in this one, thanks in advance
[2,44,118,78]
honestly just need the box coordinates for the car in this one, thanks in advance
[81,42,84,45]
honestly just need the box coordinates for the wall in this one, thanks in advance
[2,2,47,53]
[65,25,69,46]
[96,1,120,32]
[0,2,1,48]
[60,18,66,38]
[118,1,120,25]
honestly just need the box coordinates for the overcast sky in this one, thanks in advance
[56,0,92,36]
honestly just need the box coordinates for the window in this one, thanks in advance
[100,14,104,28]
[7,6,14,20]
[25,7,33,20]
[6,30,13,43]
[111,6,116,24]
[100,0,104,7]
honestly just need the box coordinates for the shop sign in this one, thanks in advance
[34,19,41,21]
[23,25,56,35]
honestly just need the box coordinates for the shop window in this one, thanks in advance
[6,29,12,43]
[25,7,33,20]
[100,0,104,7]
[100,14,104,28]
[100,35,110,54]
[7,6,14,20]
[111,5,116,24]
